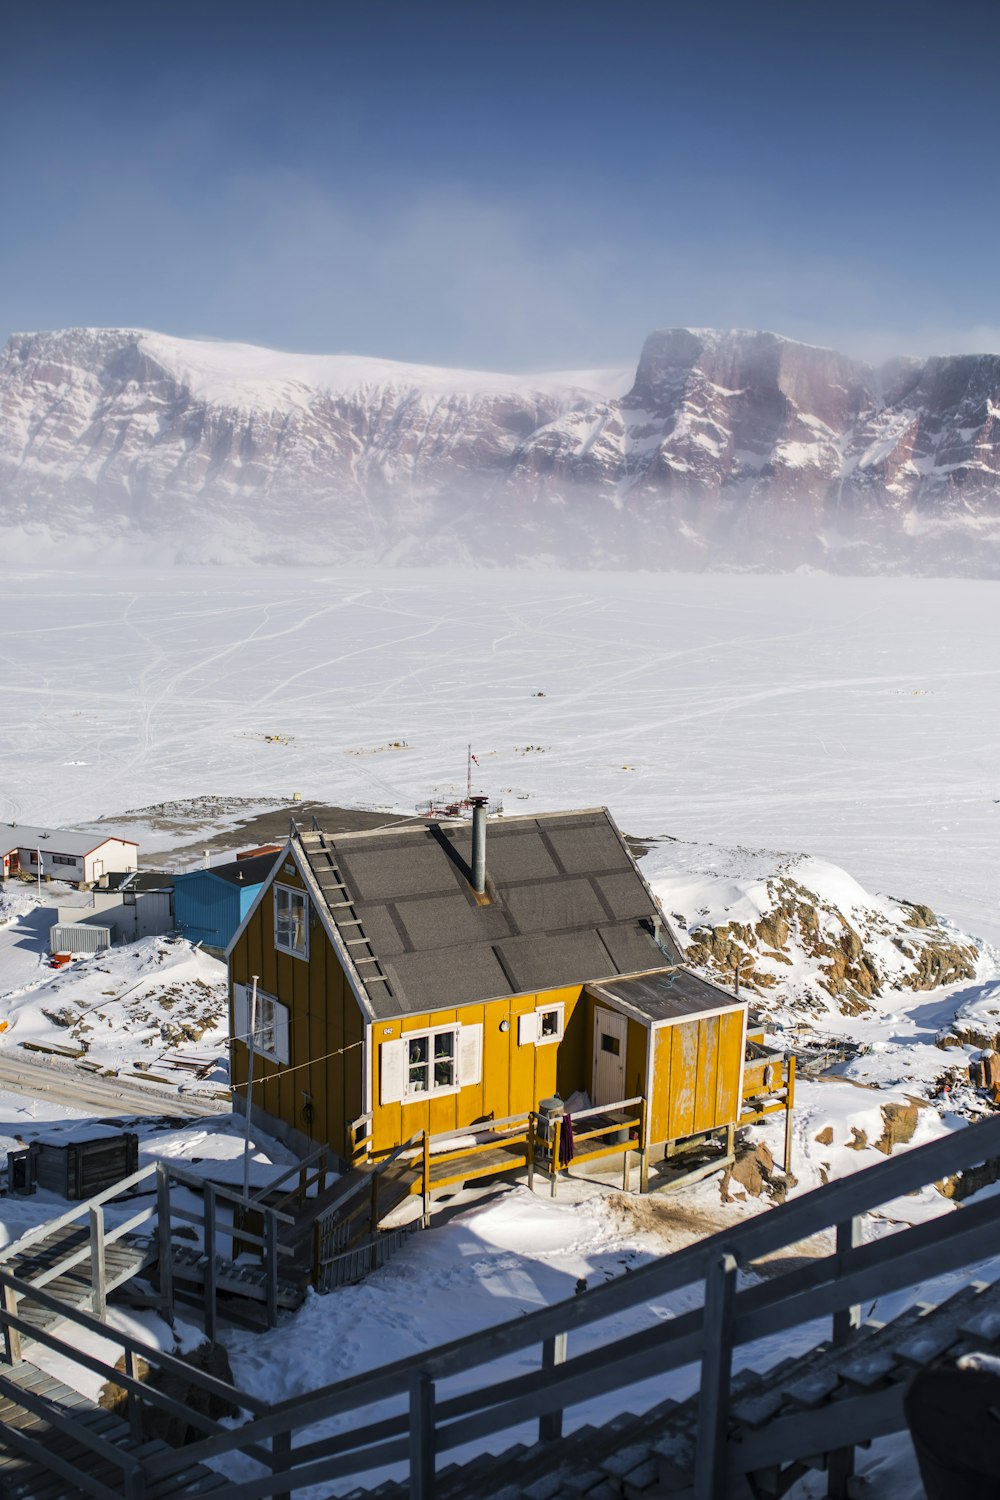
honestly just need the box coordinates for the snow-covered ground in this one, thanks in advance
[1,567,997,943]
[0,881,230,1087]
[1,564,998,1494]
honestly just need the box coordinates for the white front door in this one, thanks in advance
[592,1007,628,1106]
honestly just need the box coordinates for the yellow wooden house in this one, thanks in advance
[226,807,749,1169]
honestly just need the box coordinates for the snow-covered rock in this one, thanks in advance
[3,325,1000,571]
[644,836,982,1020]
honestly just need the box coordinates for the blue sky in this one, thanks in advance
[3,0,998,370]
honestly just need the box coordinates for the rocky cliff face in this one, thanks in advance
[3,325,1000,571]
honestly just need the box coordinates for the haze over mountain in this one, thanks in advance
[3,325,999,573]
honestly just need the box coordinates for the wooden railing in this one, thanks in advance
[0,1156,299,1343]
[4,1109,998,1498]
[0,1159,160,1340]
[38,1107,993,1500]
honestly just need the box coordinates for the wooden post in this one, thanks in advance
[90,1204,107,1319]
[204,1183,217,1343]
[265,1211,279,1329]
[271,1427,292,1500]
[370,1170,380,1235]
[409,1368,436,1500]
[422,1129,431,1226]
[124,1347,142,1442]
[156,1163,174,1324]
[2,1283,21,1366]
[784,1054,796,1174]
[828,1216,864,1500]
[693,1250,738,1500]
[538,1332,567,1442]
[550,1117,562,1198]
[526,1115,535,1193]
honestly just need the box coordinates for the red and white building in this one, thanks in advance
[0,824,138,887]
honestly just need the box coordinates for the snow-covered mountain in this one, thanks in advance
[3,325,1000,571]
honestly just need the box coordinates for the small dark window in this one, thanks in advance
[540,1011,559,1038]
[601,1034,620,1056]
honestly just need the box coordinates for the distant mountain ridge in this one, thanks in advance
[2,325,999,572]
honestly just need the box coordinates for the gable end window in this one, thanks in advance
[274,884,309,958]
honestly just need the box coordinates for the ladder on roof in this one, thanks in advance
[299,829,394,996]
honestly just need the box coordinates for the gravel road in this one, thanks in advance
[0,1049,229,1120]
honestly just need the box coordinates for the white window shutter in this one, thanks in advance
[458,1024,483,1087]
[518,1012,538,1046]
[233,984,249,1043]
[274,1002,290,1065]
[380,1039,407,1105]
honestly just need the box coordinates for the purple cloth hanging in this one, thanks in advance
[559,1113,575,1166]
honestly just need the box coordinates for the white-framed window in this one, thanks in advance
[232,983,290,1065]
[274,884,308,958]
[380,1023,483,1105]
[517,1003,565,1047]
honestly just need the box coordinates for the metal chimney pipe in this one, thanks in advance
[471,796,488,894]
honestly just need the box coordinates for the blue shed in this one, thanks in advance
[173,852,279,951]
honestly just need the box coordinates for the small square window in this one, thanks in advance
[601,1033,620,1056]
[534,1004,564,1046]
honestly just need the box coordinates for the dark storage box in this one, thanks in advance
[7,1131,139,1200]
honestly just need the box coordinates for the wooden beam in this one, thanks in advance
[89,1205,106,1319]
[539,1332,568,1442]
[694,1250,738,1500]
[204,1183,217,1343]
[409,1368,436,1500]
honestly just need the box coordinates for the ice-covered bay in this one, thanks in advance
[2,567,997,942]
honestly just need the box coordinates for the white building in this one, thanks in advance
[0,823,138,887]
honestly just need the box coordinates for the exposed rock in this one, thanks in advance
[938,1155,1000,1201]
[873,1102,920,1156]
[814,1126,834,1146]
[98,1341,239,1445]
[722,1140,796,1204]
[653,841,982,1020]
[845,1127,869,1151]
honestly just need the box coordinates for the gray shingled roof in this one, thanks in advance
[0,823,136,857]
[298,808,683,1021]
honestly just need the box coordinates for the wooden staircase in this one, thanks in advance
[0,1361,227,1498]
[350,1272,1000,1499]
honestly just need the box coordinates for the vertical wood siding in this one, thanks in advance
[371,984,586,1155]
[649,1008,744,1144]
[229,861,364,1160]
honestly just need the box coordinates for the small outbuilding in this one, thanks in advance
[0,824,137,887]
[174,851,281,952]
[56,871,174,944]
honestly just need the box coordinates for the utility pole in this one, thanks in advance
[242,976,259,1204]
[35,849,42,898]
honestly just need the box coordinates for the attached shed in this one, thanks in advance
[175,851,280,952]
[0,823,137,886]
[589,971,746,1146]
